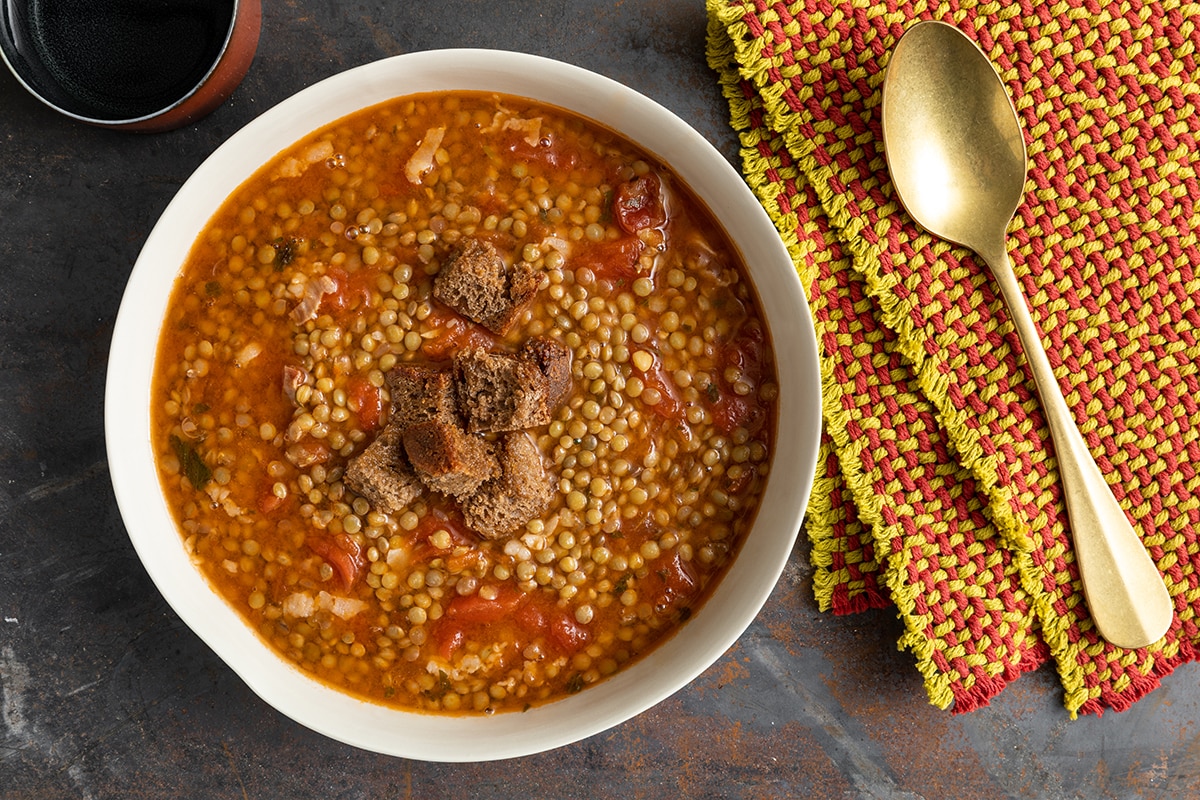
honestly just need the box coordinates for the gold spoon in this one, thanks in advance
[880,20,1173,649]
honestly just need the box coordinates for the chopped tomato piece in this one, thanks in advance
[706,319,768,435]
[307,533,365,593]
[323,266,373,318]
[504,128,580,171]
[632,351,685,422]
[286,438,331,468]
[406,510,478,565]
[723,465,756,495]
[646,375,684,421]
[515,600,548,631]
[725,319,766,383]
[435,586,527,659]
[646,551,698,614]
[346,375,385,431]
[435,623,467,660]
[618,515,663,550]
[547,611,591,654]
[421,305,498,360]
[257,493,285,514]
[256,476,289,515]
[613,174,667,235]
[710,392,758,436]
[434,583,597,660]
[517,599,589,655]
[413,509,477,548]
[577,237,645,283]
[444,586,525,624]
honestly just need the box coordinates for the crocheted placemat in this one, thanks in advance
[707,0,1200,714]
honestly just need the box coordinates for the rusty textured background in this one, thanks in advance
[2,2,1199,798]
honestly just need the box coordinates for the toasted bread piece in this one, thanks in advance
[455,347,552,433]
[386,363,460,429]
[520,336,573,408]
[433,238,540,334]
[344,423,424,514]
[462,432,554,540]
[488,259,541,334]
[402,420,498,500]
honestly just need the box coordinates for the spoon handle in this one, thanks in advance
[979,242,1174,649]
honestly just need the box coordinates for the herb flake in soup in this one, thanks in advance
[152,91,777,714]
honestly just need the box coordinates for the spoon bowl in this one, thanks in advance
[882,21,1026,256]
[881,20,1173,649]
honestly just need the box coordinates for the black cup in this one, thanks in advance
[0,0,261,132]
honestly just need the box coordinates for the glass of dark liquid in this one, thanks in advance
[0,0,261,132]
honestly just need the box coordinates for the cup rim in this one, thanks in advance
[0,0,249,127]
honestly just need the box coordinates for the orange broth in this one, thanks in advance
[152,91,777,714]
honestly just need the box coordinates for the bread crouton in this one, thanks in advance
[402,420,498,500]
[432,238,541,334]
[519,336,573,408]
[462,432,554,540]
[344,423,424,514]
[386,363,459,429]
[455,347,552,433]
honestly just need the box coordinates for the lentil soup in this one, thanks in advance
[152,91,777,714]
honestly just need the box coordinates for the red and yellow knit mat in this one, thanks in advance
[706,0,1200,715]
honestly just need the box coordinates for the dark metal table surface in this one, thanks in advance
[2,3,1199,798]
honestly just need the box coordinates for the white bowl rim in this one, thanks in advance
[104,48,822,762]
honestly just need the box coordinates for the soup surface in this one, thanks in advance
[152,91,777,714]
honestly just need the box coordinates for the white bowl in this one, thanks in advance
[105,49,821,762]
